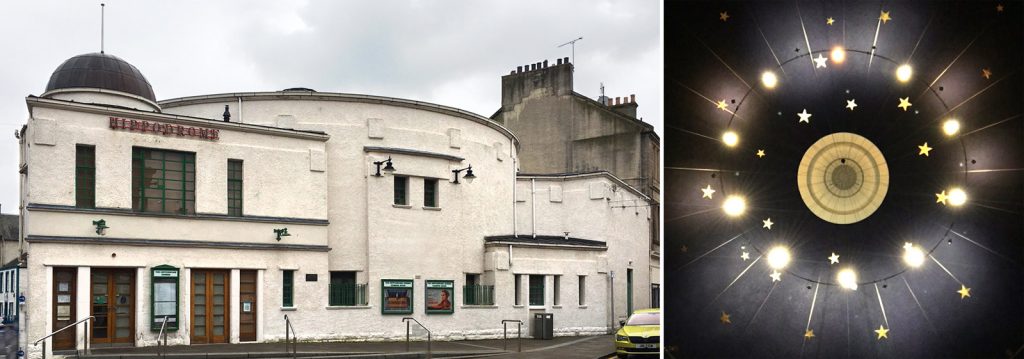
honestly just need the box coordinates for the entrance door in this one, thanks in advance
[191,269,229,344]
[626,268,633,315]
[91,268,135,345]
[239,270,257,342]
[52,268,77,350]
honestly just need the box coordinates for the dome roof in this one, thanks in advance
[45,52,155,101]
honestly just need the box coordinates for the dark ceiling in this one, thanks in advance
[664,1,1023,358]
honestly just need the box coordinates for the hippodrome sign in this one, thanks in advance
[109,116,219,140]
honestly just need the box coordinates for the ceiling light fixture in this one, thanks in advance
[761,71,778,89]
[722,131,739,147]
[830,46,846,64]
[903,243,926,268]
[896,64,913,83]
[766,246,792,270]
[722,195,746,217]
[837,268,858,290]
[943,119,961,136]
[948,187,967,206]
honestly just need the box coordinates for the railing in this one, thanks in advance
[156,316,169,358]
[463,285,495,305]
[402,317,431,359]
[328,283,368,306]
[33,316,93,359]
[501,319,522,352]
[284,314,298,358]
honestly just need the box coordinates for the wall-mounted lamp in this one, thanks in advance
[372,157,396,177]
[451,165,476,184]
[274,228,291,241]
[93,219,108,235]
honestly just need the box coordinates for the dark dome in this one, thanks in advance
[45,52,155,102]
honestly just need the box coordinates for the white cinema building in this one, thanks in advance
[13,52,657,357]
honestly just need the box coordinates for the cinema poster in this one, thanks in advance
[425,280,454,314]
[381,279,414,314]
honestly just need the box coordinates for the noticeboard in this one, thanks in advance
[150,265,179,331]
[381,279,414,314]
[425,280,454,314]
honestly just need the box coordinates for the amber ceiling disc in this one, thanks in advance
[797,132,889,224]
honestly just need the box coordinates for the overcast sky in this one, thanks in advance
[0,0,661,214]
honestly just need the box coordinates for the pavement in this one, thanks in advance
[67,335,617,359]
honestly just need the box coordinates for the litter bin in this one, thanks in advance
[531,313,554,340]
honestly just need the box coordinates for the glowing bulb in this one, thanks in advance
[722,195,746,217]
[948,188,967,206]
[830,46,846,64]
[766,246,792,270]
[761,71,778,89]
[943,119,961,136]
[896,64,913,83]
[722,131,739,147]
[903,244,925,268]
[837,268,858,290]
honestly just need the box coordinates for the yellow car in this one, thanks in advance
[615,308,660,358]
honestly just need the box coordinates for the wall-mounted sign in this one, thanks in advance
[150,265,180,331]
[110,117,220,141]
[425,280,454,314]
[381,279,413,315]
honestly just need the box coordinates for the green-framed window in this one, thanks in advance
[282,270,294,307]
[529,275,544,306]
[132,147,196,214]
[227,159,243,216]
[394,176,408,205]
[514,274,522,306]
[75,145,96,208]
[423,178,438,207]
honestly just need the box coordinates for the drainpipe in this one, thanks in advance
[530,179,536,238]
[609,270,615,332]
[237,97,243,123]
[512,157,517,238]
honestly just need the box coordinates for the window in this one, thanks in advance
[514,274,522,306]
[423,178,438,207]
[330,271,366,306]
[75,145,95,208]
[579,275,586,305]
[132,148,196,214]
[463,273,494,305]
[529,275,545,306]
[282,270,294,307]
[553,275,561,306]
[227,160,243,216]
[394,176,408,205]
[651,284,660,308]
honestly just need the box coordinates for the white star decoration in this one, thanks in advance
[846,99,858,110]
[828,252,840,264]
[813,53,828,68]
[762,218,774,230]
[770,271,782,282]
[797,109,812,123]
[741,252,750,261]
[701,185,716,199]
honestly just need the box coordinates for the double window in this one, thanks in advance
[132,148,196,214]
[393,176,441,208]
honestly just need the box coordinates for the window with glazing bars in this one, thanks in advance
[529,275,545,306]
[227,160,243,216]
[423,178,438,207]
[75,145,96,208]
[394,176,408,205]
[282,270,294,307]
[132,148,196,214]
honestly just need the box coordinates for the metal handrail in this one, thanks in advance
[157,316,169,358]
[402,317,432,359]
[33,316,94,359]
[284,314,297,358]
[501,320,523,352]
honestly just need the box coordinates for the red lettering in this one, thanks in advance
[187,127,197,136]
[109,117,118,129]
[211,129,219,140]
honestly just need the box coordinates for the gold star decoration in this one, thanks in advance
[898,97,912,111]
[813,53,828,68]
[936,190,949,205]
[918,142,933,156]
[804,329,815,339]
[879,11,892,24]
[958,284,971,299]
[982,68,992,79]
[720,311,731,324]
[846,99,858,111]
[701,185,716,199]
[716,99,729,110]
[770,270,782,282]
[875,325,889,339]
[756,149,766,158]
[741,251,750,261]
[762,218,774,230]
[826,17,835,25]
[997,4,1004,12]
[720,11,730,22]
[797,109,812,123]
[829,252,840,264]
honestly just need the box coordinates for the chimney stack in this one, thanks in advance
[517,66,522,73]
[564,56,569,64]
[631,94,636,103]
[557,58,563,65]
[543,60,548,68]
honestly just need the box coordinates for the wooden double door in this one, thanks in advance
[190,269,230,344]
[91,268,136,345]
